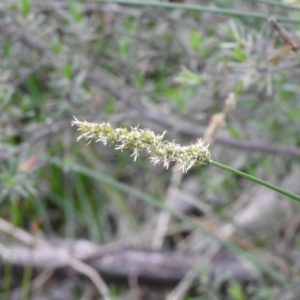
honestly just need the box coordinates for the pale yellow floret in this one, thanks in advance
[72,117,212,172]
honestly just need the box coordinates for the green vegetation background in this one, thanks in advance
[1,0,300,299]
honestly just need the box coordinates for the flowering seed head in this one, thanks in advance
[72,117,212,172]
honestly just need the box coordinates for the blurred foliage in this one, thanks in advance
[0,0,300,299]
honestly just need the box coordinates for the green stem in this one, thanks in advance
[255,0,300,12]
[101,0,300,24]
[211,161,300,202]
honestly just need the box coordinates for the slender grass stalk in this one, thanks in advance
[2,200,21,300]
[211,161,300,202]
[2,261,13,300]
[255,0,300,11]
[100,0,300,24]
[21,263,33,300]
[21,213,35,300]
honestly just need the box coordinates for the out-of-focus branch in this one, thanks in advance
[151,167,183,249]
[0,218,112,300]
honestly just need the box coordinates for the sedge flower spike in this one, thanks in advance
[72,117,212,172]
[71,118,300,202]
